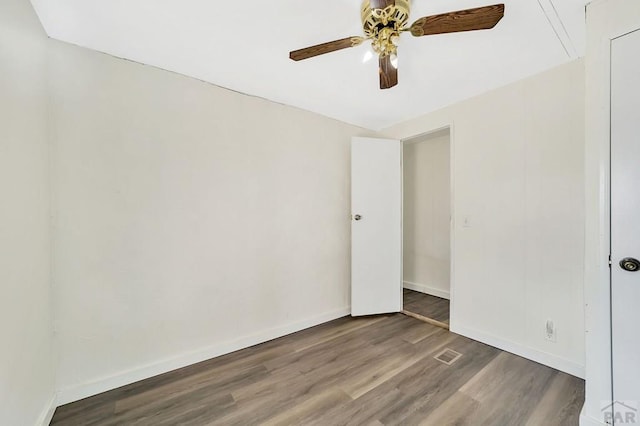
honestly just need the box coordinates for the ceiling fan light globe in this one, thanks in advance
[390,53,398,69]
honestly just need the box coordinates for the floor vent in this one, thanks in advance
[434,348,463,366]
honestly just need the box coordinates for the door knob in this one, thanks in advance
[354,214,362,221]
[620,257,640,272]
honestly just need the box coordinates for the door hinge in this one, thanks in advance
[608,254,612,267]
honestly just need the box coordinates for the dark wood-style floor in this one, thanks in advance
[403,289,450,324]
[51,315,584,426]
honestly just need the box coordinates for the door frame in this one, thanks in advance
[584,1,640,424]
[400,124,456,327]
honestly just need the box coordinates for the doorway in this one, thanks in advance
[402,129,451,328]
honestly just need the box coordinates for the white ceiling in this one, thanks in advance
[31,0,588,130]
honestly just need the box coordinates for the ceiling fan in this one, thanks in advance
[289,1,505,90]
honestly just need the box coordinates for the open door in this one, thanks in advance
[351,137,402,316]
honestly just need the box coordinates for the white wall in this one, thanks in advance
[583,1,640,425]
[403,131,451,299]
[0,0,55,424]
[384,59,586,378]
[47,40,369,403]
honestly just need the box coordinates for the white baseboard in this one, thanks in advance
[452,324,585,379]
[580,405,609,426]
[36,394,57,426]
[57,307,350,405]
[403,281,450,300]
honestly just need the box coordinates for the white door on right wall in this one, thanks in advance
[611,28,640,410]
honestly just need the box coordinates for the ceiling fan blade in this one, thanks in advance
[290,37,364,61]
[370,0,395,9]
[409,4,505,37]
[379,55,398,90]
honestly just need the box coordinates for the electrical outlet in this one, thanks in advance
[545,319,557,342]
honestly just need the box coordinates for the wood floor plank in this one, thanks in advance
[261,389,352,426]
[397,320,443,344]
[114,364,266,413]
[50,400,115,425]
[219,337,401,424]
[313,387,409,426]
[121,391,234,426]
[525,372,586,426]
[292,315,388,352]
[50,314,584,426]
[458,352,557,425]
[379,337,501,424]
[403,289,450,323]
[417,391,481,426]
[339,337,433,399]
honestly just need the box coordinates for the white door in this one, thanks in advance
[351,137,402,316]
[611,29,640,408]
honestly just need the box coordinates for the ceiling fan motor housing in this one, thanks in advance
[361,0,411,34]
[361,0,410,57]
